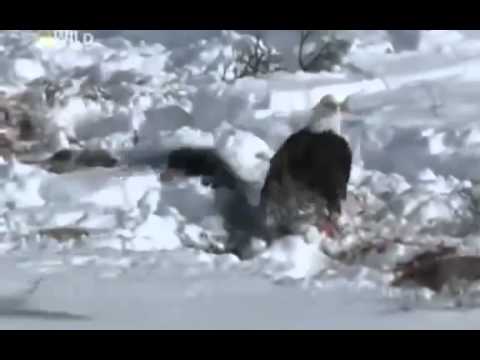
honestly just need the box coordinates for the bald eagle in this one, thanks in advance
[161,94,354,253]
[260,94,353,240]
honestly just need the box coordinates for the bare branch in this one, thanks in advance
[419,82,444,118]
[222,35,282,83]
[298,30,313,71]
[298,30,352,73]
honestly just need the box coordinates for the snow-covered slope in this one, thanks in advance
[2,30,480,329]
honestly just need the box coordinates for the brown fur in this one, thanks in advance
[392,255,480,292]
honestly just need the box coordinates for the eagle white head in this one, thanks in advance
[307,94,344,135]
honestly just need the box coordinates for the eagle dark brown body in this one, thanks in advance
[259,94,354,239]
[261,129,352,220]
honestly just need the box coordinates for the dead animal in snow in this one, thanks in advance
[391,255,480,293]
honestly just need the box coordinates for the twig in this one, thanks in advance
[222,35,281,83]
[419,82,444,118]
[298,30,351,73]
[298,30,313,71]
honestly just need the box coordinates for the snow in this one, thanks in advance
[3,30,480,329]
[13,59,45,82]
[215,126,272,184]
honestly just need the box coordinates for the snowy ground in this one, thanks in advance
[2,30,480,329]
